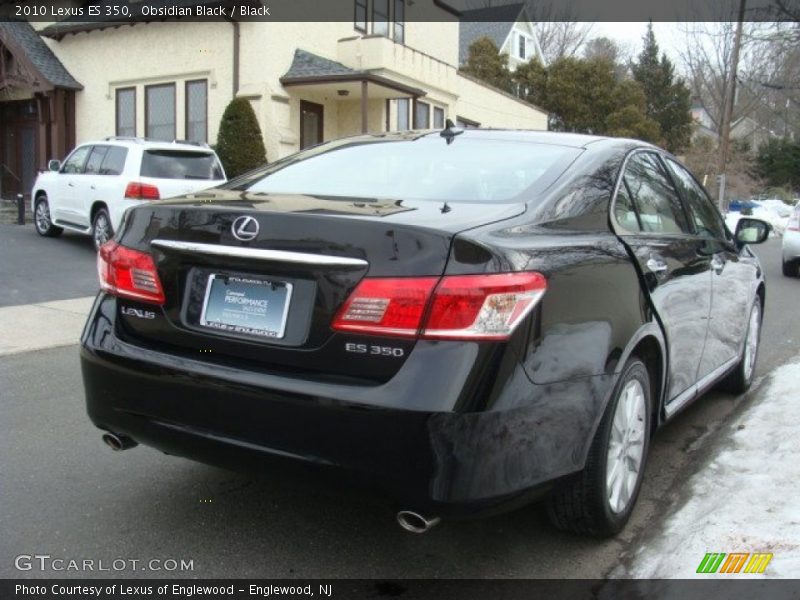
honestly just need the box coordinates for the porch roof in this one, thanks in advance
[280,49,426,98]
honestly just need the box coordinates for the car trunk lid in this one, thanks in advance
[112,191,525,381]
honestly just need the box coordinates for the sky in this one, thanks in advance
[591,22,685,63]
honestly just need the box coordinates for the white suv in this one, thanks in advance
[783,203,800,277]
[32,138,227,249]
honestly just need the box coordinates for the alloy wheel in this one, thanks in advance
[93,213,111,249]
[35,200,51,234]
[606,379,647,515]
[743,301,760,382]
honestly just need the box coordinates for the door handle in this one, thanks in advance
[90,185,96,190]
[711,255,725,273]
[646,257,668,274]
[67,182,74,187]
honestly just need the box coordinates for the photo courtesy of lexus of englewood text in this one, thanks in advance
[1,0,799,598]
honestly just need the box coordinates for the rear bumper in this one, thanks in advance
[80,294,612,515]
[783,231,800,261]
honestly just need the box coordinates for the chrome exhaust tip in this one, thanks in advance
[396,511,441,534]
[102,432,138,451]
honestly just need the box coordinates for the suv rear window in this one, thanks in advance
[140,150,223,180]
[232,137,579,202]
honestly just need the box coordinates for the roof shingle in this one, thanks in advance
[0,21,82,89]
[281,49,358,80]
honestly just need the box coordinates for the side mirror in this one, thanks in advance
[48,160,61,172]
[735,218,771,246]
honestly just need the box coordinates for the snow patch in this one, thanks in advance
[621,358,800,578]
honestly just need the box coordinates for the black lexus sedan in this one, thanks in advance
[80,129,770,537]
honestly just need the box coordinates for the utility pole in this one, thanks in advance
[717,0,747,212]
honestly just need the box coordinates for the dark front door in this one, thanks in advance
[0,100,38,199]
[300,100,324,150]
[613,151,713,402]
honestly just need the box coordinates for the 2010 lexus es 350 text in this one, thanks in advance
[80,129,770,537]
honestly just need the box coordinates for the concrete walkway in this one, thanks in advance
[0,296,95,356]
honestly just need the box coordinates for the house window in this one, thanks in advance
[354,0,367,32]
[145,83,176,141]
[433,106,445,129]
[396,98,410,131]
[115,88,136,137]
[372,0,389,36]
[185,80,208,143]
[518,34,527,60]
[393,0,405,43]
[414,100,430,129]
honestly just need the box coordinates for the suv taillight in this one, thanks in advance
[97,241,165,304]
[788,217,799,232]
[331,273,546,341]
[124,182,160,200]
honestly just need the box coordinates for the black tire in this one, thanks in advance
[546,358,652,537]
[783,259,797,278]
[92,207,113,251]
[33,196,63,238]
[718,295,762,394]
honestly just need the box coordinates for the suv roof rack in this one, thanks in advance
[172,139,211,149]
[104,136,145,143]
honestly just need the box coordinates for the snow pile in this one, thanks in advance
[725,206,789,237]
[621,358,800,578]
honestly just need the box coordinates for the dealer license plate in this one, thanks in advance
[200,274,292,339]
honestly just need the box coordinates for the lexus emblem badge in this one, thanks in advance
[231,216,259,241]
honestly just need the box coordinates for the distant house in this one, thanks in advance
[0,1,549,199]
[459,3,545,70]
[691,97,776,150]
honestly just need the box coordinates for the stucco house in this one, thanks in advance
[0,0,548,199]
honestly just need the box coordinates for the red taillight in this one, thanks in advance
[124,182,160,200]
[423,273,547,340]
[788,218,799,232]
[331,272,546,341]
[331,277,438,338]
[97,241,165,304]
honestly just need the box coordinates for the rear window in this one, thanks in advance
[140,150,224,180]
[231,137,580,202]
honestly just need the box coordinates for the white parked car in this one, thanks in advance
[783,203,800,277]
[32,138,227,249]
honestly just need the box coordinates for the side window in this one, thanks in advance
[665,159,726,240]
[61,146,92,174]
[100,147,128,176]
[614,181,642,233]
[84,146,109,175]
[623,152,690,234]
